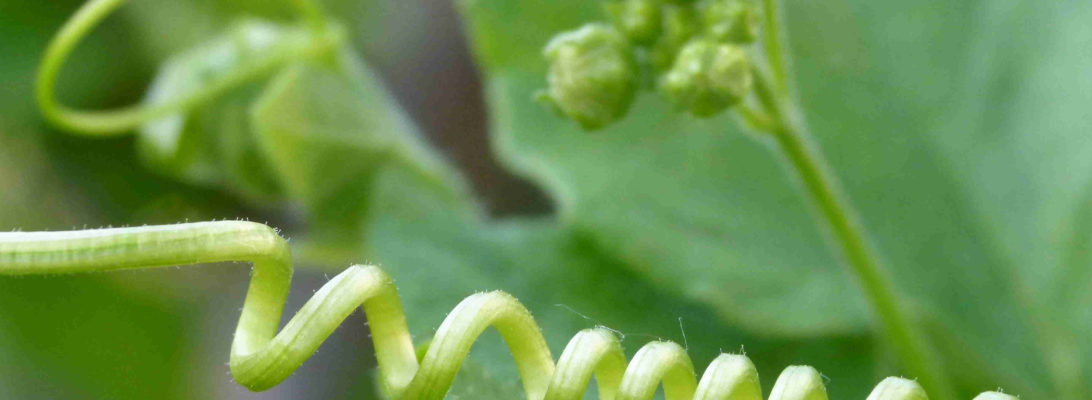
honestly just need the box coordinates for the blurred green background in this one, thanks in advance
[0,0,1089,399]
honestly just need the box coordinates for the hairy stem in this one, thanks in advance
[754,2,955,399]
[0,221,973,400]
[769,118,955,400]
[0,222,540,399]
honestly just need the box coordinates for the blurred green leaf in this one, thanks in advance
[458,0,1092,397]
[0,275,194,399]
[249,50,471,253]
[136,19,307,201]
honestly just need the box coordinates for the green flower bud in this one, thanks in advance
[649,5,702,70]
[543,23,638,130]
[605,0,662,45]
[660,39,752,117]
[704,0,760,43]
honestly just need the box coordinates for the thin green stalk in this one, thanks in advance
[736,104,775,133]
[769,118,955,400]
[761,0,787,94]
[755,2,956,399]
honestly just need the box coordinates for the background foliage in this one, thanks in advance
[0,0,1089,399]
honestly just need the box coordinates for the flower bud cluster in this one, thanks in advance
[542,0,760,129]
[542,24,639,130]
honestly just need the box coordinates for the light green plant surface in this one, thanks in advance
[0,0,1090,399]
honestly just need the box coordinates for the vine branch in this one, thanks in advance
[760,0,787,94]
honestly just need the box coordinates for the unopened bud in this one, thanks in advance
[542,23,638,130]
[605,0,662,45]
[649,5,702,70]
[704,0,760,43]
[660,39,751,117]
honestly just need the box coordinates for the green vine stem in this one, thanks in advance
[759,0,786,94]
[0,221,1016,400]
[751,3,955,400]
[35,0,338,135]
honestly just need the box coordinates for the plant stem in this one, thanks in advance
[761,0,787,94]
[770,116,956,400]
[755,1,956,399]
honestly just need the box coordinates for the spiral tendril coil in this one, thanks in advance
[0,222,1016,400]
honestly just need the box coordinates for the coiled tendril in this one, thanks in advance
[0,222,1016,400]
